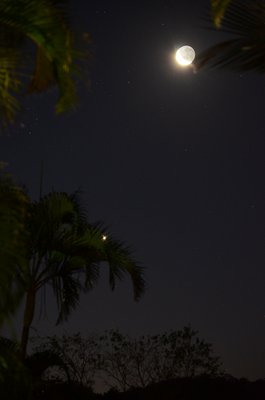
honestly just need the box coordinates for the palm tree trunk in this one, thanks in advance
[20,286,36,360]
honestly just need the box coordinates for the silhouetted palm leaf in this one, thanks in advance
[104,236,145,301]
[0,171,29,327]
[18,190,145,357]
[211,0,232,27]
[196,0,265,73]
[0,0,89,125]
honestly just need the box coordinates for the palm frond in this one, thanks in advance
[52,272,82,324]
[56,222,146,301]
[17,188,145,344]
[104,237,146,301]
[29,191,78,252]
[0,49,22,123]
[0,172,29,326]
[68,190,89,231]
[27,46,55,92]
[0,0,90,126]
[196,0,265,73]
[211,0,232,27]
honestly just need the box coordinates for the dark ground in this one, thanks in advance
[35,376,265,400]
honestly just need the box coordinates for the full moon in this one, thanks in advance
[176,46,195,66]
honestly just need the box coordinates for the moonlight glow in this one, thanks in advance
[176,46,195,66]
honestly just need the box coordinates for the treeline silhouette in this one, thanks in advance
[31,327,222,393]
[3,327,264,399]
[14,376,265,400]
[102,377,265,400]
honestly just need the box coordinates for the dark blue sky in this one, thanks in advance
[2,0,265,380]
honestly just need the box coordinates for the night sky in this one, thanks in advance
[2,0,265,381]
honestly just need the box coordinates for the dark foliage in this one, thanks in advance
[102,376,265,400]
[0,171,29,327]
[98,327,222,391]
[0,0,91,126]
[196,0,265,73]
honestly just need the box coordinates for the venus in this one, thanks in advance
[176,45,195,66]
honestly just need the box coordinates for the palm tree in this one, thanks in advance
[19,191,145,360]
[196,0,265,73]
[0,170,29,329]
[0,0,89,125]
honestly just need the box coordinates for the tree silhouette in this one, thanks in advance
[98,327,222,391]
[13,190,145,360]
[32,333,101,388]
[0,336,73,400]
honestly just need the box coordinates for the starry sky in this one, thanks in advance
[2,0,265,381]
